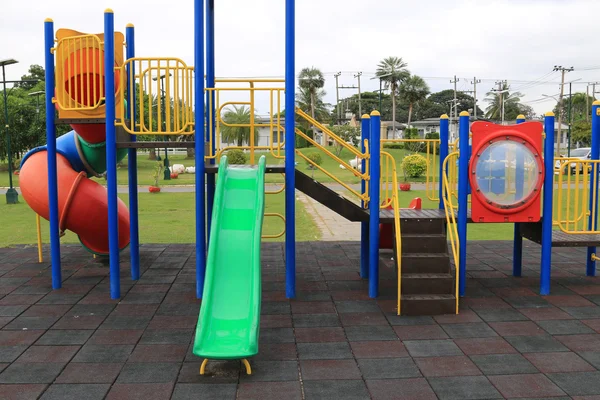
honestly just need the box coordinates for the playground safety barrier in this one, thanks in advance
[441,152,460,314]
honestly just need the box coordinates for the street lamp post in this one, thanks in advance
[153,73,171,180]
[28,91,44,146]
[1,59,19,204]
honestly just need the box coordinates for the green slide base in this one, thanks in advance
[193,155,266,360]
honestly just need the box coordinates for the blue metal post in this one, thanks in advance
[285,0,296,298]
[439,114,449,210]
[194,0,206,299]
[513,115,526,277]
[125,24,139,281]
[205,0,215,241]
[587,101,600,276]
[104,9,120,299]
[360,114,370,279]
[44,18,61,289]
[457,111,470,296]
[368,111,381,298]
[540,113,555,295]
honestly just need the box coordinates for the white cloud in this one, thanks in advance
[1,0,600,116]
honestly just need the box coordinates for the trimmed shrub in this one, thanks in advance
[401,153,427,179]
[305,152,323,169]
[227,149,247,165]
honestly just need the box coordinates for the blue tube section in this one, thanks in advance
[540,114,555,295]
[360,115,370,279]
[285,0,296,299]
[587,103,600,276]
[22,130,83,173]
[457,112,469,296]
[45,19,61,289]
[194,0,206,299]
[439,115,449,210]
[205,0,216,242]
[126,24,140,281]
[104,11,120,299]
[368,111,381,298]
[513,116,526,278]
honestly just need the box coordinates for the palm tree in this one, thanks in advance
[220,105,258,147]
[376,57,410,138]
[298,67,326,144]
[484,83,523,121]
[296,87,330,124]
[399,75,430,127]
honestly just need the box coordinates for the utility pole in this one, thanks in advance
[471,77,481,119]
[492,80,507,124]
[587,85,590,122]
[450,76,459,136]
[334,72,341,123]
[354,72,362,118]
[553,65,573,155]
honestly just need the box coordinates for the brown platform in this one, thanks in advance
[520,221,600,247]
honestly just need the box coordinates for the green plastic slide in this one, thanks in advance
[193,155,266,360]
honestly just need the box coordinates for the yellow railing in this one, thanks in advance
[554,159,600,234]
[117,58,195,135]
[441,152,460,314]
[381,138,440,202]
[294,109,369,203]
[54,34,106,111]
[205,79,286,164]
[378,151,403,315]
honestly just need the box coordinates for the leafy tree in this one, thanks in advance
[220,105,258,147]
[376,57,410,138]
[16,65,45,91]
[330,125,359,157]
[572,120,592,147]
[399,75,430,127]
[484,83,523,120]
[554,92,594,123]
[423,90,483,118]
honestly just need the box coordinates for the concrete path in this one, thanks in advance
[297,192,361,241]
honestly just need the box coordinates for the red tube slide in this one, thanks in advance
[20,152,129,255]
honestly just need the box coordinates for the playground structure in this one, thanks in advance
[16,0,600,374]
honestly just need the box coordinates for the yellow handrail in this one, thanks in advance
[555,159,600,234]
[295,108,364,158]
[381,138,441,202]
[378,151,403,315]
[441,152,460,314]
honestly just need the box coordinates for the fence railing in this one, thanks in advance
[554,159,600,234]
[116,58,195,135]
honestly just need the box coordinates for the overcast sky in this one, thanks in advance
[2,0,600,117]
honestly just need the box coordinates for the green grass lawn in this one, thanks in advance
[0,191,320,247]
[0,146,437,187]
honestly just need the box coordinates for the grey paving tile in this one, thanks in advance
[0,362,65,383]
[470,354,538,375]
[171,383,236,400]
[40,384,110,400]
[117,362,181,383]
[505,335,569,353]
[357,358,421,379]
[547,371,600,396]
[403,340,463,358]
[297,342,353,360]
[429,376,503,400]
[36,330,93,345]
[72,345,134,363]
[537,320,595,335]
[474,308,529,322]
[344,325,397,341]
[303,380,370,400]
[441,323,498,339]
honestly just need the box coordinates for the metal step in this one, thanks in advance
[401,234,448,254]
[401,273,454,295]
[401,294,456,316]
[401,253,451,274]
[399,218,446,235]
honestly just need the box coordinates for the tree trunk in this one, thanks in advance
[148,149,157,160]
[186,147,195,159]
[407,103,413,128]
[310,90,323,146]
[391,85,396,140]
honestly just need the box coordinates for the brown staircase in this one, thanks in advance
[295,169,457,316]
[398,215,456,316]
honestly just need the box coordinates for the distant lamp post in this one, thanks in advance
[28,90,45,146]
[1,58,19,204]
[153,73,172,180]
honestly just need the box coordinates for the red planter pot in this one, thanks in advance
[399,183,411,192]
[149,186,161,193]
[170,173,178,179]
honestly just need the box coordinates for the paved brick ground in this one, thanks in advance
[0,241,599,399]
